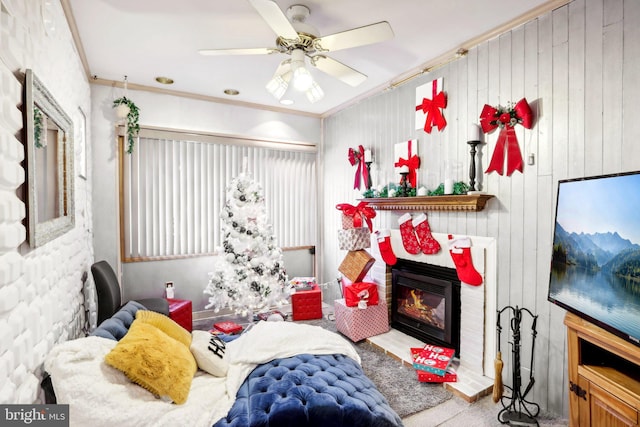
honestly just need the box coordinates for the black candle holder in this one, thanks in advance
[365,161,373,189]
[467,140,481,191]
[399,172,410,196]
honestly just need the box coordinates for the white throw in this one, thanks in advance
[44,321,359,427]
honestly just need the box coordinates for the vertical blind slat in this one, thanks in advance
[123,135,316,260]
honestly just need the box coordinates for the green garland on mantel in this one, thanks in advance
[362,181,470,198]
[113,96,140,154]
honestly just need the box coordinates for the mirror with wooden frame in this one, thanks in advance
[24,69,75,247]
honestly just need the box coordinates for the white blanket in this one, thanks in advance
[45,321,359,427]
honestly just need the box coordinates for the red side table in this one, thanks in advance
[167,298,193,331]
[291,284,323,321]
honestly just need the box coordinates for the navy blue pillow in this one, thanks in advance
[90,301,146,341]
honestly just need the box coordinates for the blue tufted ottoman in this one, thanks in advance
[214,353,402,427]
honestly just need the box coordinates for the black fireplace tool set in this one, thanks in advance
[494,305,540,426]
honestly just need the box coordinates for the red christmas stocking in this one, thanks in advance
[398,213,421,255]
[448,234,482,286]
[375,229,397,265]
[413,213,440,254]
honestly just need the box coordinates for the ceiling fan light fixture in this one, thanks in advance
[305,80,324,103]
[292,66,313,91]
[266,74,289,100]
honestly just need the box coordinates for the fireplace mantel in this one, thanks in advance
[360,194,494,212]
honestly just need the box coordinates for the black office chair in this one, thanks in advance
[91,260,170,325]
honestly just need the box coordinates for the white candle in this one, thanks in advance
[399,165,409,174]
[364,149,372,162]
[444,178,454,194]
[469,123,481,141]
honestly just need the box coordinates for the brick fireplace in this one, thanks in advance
[367,231,497,399]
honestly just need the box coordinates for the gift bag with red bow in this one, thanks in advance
[344,281,379,308]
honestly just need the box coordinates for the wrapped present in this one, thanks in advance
[338,227,371,251]
[338,250,375,282]
[416,370,457,383]
[291,284,322,321]
[344,282,379,308]
[415,77,447,134]
[335,298,389,342]
[214,321,243,335]
[336,202,376,231]
[290,276,316,291]
[394,139,420,188]
[411,345,455,376]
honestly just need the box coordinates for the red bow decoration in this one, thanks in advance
[348,145,369,190]
[415,81,447,133]
[336,202,376,231]
[480,98,533,176]
[394,155,420,188]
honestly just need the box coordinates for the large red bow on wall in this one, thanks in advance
[415,80,447,133]
[480,98,533,176]
[336,202,376,231]
[348,145,369,190]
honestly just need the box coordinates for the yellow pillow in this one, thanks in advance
[135,310,192,348]
[104,319,197,404]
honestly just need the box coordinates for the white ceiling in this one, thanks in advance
[66,0,557,116]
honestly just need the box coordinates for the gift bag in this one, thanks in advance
[344,282,379,308]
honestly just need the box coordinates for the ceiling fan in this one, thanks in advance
[198,0,394,103]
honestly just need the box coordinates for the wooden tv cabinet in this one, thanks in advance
[565,312,640,426]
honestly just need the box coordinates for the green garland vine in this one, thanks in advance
[113,97,140,154]
[33,106,43,148]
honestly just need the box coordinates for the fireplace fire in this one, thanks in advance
[391,259,461,355]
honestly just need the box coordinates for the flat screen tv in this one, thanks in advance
[548,171,640,346]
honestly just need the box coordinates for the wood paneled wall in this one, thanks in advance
[320,0,640,417]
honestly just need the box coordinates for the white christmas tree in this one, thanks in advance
[204,172,288,315]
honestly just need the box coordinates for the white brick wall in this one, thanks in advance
[0,0,93,404]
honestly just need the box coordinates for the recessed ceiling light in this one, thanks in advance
[280,99,294,105]
[155,76,174,84]
[224,89,240,96]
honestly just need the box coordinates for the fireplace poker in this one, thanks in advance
[493,310,504,402]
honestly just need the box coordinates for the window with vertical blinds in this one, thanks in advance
[119,128,317,262]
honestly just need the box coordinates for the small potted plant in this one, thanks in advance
[113,97,140,154]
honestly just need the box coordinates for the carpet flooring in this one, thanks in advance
[194,315,452,419]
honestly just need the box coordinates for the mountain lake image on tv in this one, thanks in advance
[548,171,640,345]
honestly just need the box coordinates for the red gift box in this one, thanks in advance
[291,284,322,321]
[167,298,193,332]
[344,282,379,308]
[416,370,457,383]
[334,298,389,342]
[214,321,243,334]
[338,250,375,282]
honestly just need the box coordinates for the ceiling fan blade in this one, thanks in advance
[315,21,394,52]
[272,59,291,77]
[248,0,298,40]
[311,55,367,87]
[198,47,275,56]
